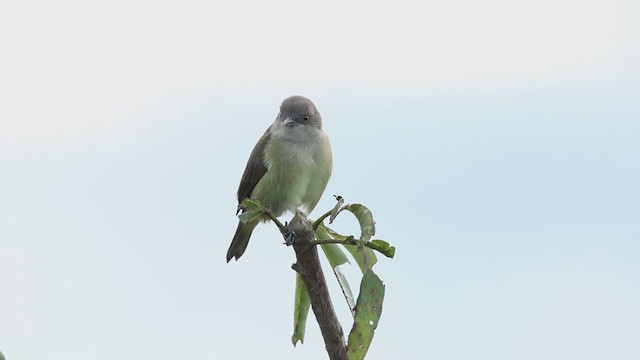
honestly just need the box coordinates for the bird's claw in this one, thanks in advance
[283,222,297,246]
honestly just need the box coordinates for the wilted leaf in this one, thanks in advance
[347,270,385,360]
[329,195,345,224]
[317,227,356,313]
[344,203,376,243]
[291,273,311,346]
[333,265,356,316]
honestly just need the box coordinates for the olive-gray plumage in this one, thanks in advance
[227,96,333,262]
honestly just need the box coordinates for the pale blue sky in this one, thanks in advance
[1,0,640,359]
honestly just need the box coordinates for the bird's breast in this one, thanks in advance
[254,127,332,216]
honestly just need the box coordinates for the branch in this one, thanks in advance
[311,237,395,259]
[288,212,348,360]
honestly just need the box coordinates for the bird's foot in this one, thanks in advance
[283,222,297,246]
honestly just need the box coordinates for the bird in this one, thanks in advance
[227,95,333,262]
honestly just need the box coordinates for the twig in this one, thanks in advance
[312,208,334,230]
[263,209,288,234]
[312,195,344,230]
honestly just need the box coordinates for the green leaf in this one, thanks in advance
[369,239,396,258]
[237,198,265,224]
[347,270,385,360]
[343,243,378,273]
[237,209,264,224]
[318,223,378,273]
[240,198,263,211]
[319,240,355,315]
[320,243,350,268]
[344,203,376,243]
[318,223,348,240]
[291,273,311,346]
[317,224,350,267]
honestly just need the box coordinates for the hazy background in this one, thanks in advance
[1,0,639,359]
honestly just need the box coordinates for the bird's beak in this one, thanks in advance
[283,118,298,127]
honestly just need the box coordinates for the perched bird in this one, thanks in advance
[227,96,333,262]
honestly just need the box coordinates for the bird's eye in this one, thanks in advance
[303,115,310,122]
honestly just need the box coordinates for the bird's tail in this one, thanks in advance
[226,219,259,262]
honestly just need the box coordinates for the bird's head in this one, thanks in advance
[278,95,322,129]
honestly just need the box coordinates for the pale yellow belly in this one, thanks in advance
[252,134,332,217]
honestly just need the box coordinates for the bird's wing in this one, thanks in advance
[236,128,270,207]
